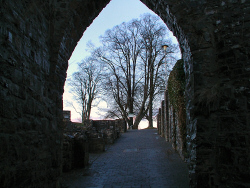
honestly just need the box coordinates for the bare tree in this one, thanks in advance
[69,57,102,122]
[91,13,179,128]
[137,14,180,128]
[93,21,142,128]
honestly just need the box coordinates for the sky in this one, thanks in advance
[63,0,179,127]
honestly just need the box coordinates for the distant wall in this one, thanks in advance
[84,119,126,152]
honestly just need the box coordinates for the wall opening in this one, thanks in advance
[63,0,182,131]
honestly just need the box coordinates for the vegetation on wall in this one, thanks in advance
[167,59,187,156]
[168,59,185,110]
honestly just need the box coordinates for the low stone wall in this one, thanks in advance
[114,119,127,133]
[85,119,126,152]
[72,119,126,153]
[93,120,119,144]
[62,123,89,172]
[61,119,126,172]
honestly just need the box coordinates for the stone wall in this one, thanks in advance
[63,124,89,172]
[92,120,119,143]
[157,60,187,160]
[0,1,110,187]
[62,119,125,170]
[0,1,63,187]
[86,119,126,151]
[147,1,250,187]
[1,0,249,187]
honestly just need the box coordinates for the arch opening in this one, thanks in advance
[60,0,190,185]
[53,1,250,187]
[62,0,181,129]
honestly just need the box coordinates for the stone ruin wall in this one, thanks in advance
[0,1,62,187]
[157,60,187,160]
[85,119,126,152]
[0,0,250,187]
[0,0,111,187]
[159,95,187,159]
[150,1,250,187]
[62,119,126,172]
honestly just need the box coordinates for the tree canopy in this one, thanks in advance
[68,13,180,128]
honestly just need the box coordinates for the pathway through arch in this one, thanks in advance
[62,129,189,187]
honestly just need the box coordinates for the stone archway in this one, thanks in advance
[0,1,249,187]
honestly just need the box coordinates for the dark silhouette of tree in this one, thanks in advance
[89,13,179,128]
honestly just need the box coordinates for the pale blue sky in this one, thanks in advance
[67,0,155,77]
[63,0,179,124]
[66,0,178,77]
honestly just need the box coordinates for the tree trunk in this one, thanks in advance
[133,112,145,129]
[82,109,85,123]
[148,99,153,128]
[129,117,133,129]
[148,57,154,128]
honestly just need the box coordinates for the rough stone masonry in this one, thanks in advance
[0,0,249,187]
